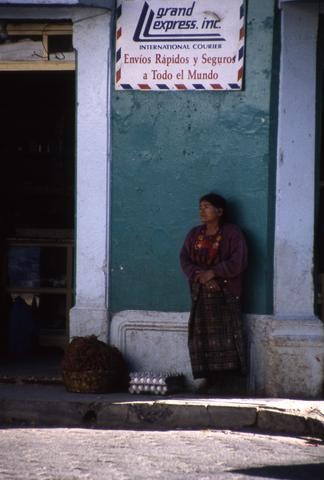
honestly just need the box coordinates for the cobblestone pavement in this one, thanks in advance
[0,428,323,480]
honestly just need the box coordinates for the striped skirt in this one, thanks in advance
[188,283,246,379]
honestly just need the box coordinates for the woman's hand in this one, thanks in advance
[195,270,215,285]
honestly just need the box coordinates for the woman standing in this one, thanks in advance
[180,193,248,393]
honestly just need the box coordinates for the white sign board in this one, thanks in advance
[115,0,245,91]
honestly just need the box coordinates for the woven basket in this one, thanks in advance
[63,369,117,393]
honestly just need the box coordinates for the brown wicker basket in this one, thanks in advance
[63,369,117,393]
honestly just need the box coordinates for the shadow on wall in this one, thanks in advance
[226,198,268,315]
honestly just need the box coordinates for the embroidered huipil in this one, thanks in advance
[180,223,248,299]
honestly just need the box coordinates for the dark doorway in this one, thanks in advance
[0,71,75,376]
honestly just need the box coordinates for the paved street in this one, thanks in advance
[0,428,323,480]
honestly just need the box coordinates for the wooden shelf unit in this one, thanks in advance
[5,236,74,348]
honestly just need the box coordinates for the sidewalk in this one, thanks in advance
[0,382,323,438]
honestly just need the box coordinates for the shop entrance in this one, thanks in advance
[0,70,75,371]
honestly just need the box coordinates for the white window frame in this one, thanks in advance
[0,5,112,341]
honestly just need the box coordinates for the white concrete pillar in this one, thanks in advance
[274,3,318,317]
[248,3,324,398]
[69,9,111,342]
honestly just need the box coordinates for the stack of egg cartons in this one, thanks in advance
[128,371,185,395]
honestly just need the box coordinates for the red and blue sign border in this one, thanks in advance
[115,1,245,91]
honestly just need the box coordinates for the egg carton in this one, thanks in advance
[128,371,185,395]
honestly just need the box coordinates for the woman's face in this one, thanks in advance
[199,201,223,224]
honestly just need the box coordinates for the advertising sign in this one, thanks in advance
[115,0,245,91]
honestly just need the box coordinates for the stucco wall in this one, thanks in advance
[110,0,277,315]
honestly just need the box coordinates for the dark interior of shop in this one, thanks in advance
[0,71,75,379]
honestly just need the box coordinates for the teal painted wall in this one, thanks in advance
[110,0,277,314]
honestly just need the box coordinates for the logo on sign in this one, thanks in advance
[133,1,226,42]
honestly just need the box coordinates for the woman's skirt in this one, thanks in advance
[188,283,246,379]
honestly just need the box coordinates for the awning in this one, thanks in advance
[279,0,321,4]
[279,0,324,9]
[0,0,113,8]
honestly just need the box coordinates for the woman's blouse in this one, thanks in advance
[180,223,248,298]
